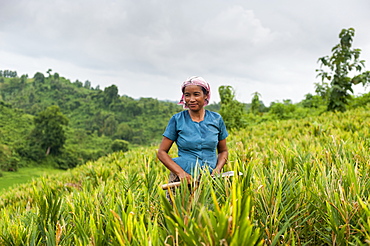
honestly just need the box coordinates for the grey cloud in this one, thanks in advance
[1,0,370,104]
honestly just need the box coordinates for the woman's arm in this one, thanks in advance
[212,139,228,175]
[157,136,192,182]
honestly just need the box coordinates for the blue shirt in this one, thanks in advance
[163,110,228,175]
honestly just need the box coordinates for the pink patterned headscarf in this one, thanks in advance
[178,76,211,109]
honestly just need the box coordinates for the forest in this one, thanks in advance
[0,27,370,245]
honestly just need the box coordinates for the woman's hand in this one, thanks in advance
[157,136,192,183]
[213,139,228,176]
[211,168,221,176]
[177,171,192,183]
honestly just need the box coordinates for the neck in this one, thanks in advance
[188,108,205,122]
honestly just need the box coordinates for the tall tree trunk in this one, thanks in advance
[46,146,51,156]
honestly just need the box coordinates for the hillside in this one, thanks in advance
[0,71,183,145]
[0,70,183,171]
[1,106,369,245]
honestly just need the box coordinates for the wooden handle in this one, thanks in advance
[161,181,181,190]
[161,171,243,190]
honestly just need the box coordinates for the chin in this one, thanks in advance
[189,106,202,111]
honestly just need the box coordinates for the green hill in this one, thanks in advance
[1,106,369,245]
[0,70,183,172]
[0,71,182,145]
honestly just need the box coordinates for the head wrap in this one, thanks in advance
[178,76,211,109]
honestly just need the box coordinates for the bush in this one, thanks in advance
[0,145,20,171]
[16,142,44,162]
[111,139,129,152]
[54,149,82,170]
[350,92,370,109]
[268,100,297,120]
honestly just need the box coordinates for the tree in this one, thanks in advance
[114,122,134,141]
[1,70,17,78]
[103,85,119,107]
[251,92,262,115]
[218,85,246,130]
[33,72,45,84]
[46,68,52,77]
[84,80,91,89]
[31,105,69,155]
[73,80,83,88]
[102,114,118,136]
[316,27,370,112]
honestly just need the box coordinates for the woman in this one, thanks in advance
[157,76,229,187]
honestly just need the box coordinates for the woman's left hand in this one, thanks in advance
[211,168,221,176]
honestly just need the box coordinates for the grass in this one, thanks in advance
[0,106,370,245]
[0,167,65,193]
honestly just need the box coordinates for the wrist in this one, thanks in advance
[212,167,221,174]
[175,170,187,178]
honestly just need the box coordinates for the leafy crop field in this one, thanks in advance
[1,106,370,245]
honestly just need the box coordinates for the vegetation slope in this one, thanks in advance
[0,70,182,171]
[0,105,370,245]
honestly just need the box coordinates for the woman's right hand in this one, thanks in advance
[157,136,192,184]
[177,171,192,184]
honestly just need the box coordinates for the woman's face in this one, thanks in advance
[183,85,208,111]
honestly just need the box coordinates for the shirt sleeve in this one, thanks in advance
[218,116,228,141]
[163,115,178,141]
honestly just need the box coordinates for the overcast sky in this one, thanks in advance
[1,0,370,105]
